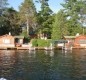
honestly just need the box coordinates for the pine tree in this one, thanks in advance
[61,0,86,35]
[52,10,68,40]
[37,0,53,38]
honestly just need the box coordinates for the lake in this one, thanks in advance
[0,49,86,80]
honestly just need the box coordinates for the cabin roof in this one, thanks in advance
[14,36,24,39]
[0,34,14,38]
[64,36,76,39]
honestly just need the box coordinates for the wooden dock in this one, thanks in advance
[0,46,86,50]
[0,47,28,50]
[17,47,29,50]
[0,47,36,50]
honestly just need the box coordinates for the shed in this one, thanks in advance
[52,40,68,47]
[14,36,24,44]
[64,36,76,47]
[74,35,86,48]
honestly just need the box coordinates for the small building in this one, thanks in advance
[0,34,31,49]
[64,36,76,48]
[14,36,24,47]
[0,34,15,48]
[74,35,86,48]
[52,40,68,48]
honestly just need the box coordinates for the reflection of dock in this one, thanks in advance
[45,50,54,57]
[44,43,54,50]
[44,47,54,50]
[62,46,72,51]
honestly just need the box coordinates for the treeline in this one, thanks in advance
[0,0,86,40]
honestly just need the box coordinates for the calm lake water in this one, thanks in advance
[0,49,86,80]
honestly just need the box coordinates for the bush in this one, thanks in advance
[32,39,38,47]
[32,39,52,47]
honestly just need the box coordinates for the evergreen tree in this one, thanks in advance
[37,0,53,38]
[52,10,68,40]
[61,0,86,35]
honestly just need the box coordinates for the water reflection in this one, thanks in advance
[0,50,86,80]
[28,50,36,58]
[45,50,54,57]
[0,50,16,80]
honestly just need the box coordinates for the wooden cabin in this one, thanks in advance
[0,34,32,49]
[74,35,86,48]
[0,34,15,48]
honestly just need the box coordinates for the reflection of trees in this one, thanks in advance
[0,50,85,80]
[72,49,86,79]
[0,50,16,79]
[58,49,86,80]
[14,50,38,80]
[36,50,60,80]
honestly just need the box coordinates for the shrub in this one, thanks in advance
[32,39,38,47]
[32,39,52,47]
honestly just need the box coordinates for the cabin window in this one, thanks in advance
[79,40,86,44]
[3,39,10,44]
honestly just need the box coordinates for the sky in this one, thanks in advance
[8,0,64,13]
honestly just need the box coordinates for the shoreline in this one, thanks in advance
[0,46,86,50]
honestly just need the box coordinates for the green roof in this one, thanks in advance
[64,36,76,39]
[53,40,68,43]
[14,36,24,39]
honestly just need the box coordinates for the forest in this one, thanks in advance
[0,0,86,40]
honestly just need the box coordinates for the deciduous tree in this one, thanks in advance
[19,0,37,35]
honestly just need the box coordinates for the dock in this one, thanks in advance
[0,46,86,50]
[0,47,29,50]
[0,47,54,50]
[0,47,37,50]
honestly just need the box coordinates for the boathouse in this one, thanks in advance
[74,35,86,48]
[0,34,15,48]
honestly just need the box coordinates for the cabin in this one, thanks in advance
[0,34,33,50]
[0,34,25,48]
[0,34,15,48]
[74,35,86,48]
